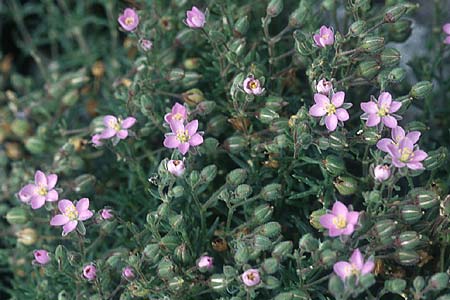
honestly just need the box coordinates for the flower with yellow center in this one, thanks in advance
[65,204,79,221]
[176,130,190,143]
[332,215,347,229]
[125,17,135,26]
[248,80,258,90]
[377,105,389,117]
[37,185,48,196]
[173,113,184,121]
[399,147,413,163]
[325,103,337,116]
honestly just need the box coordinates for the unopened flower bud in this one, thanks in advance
[401,205,423,224]
[316,79,333,95]
[233,16,249,37]
[261,183,282,201]
[83,264,97,280]
[100,208,114,220]
[16,228,37,245]
[266,0,284,18]
[167,159,185,177]
[334,176,358,195]
[374,165,391,181]
[197,255,214,271]
[272,241,293,258]
[33,250,50,265]
[410,81,433,99]
[122,266,135,280]
[428,273,449,291]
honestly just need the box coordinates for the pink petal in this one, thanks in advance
[178,143,190,155]
[19,184,37,203]
[35,170,47,186]
[377,138,393,152]
[342,224,355,235]
[391,157,406,168]
[406,131,421,144]
[313,34,324,48]
[334,262,351,280]
[382,115,397,128]
[361,260,375,275]
[331,91,345,107]
[30,196,46,210]
[46,174,58,189]
[163,135,179,148]
[103,115,117,128]
[378,92,392,107]
[164,113,172,123]
[332,201,348,217]
[319,25,329,36]
[325,114,338,131]
[335,108,349,121]
[320,214,336,229]
[328,227,344,237]
[360,101,378,114]
[411,150,428,162]
[309,104,326,117]
[50,214,69,226]
[445,36,450,45]
[399,137,414,151]
[58,199,74,214]
[443,23,450,35]
[169,120,184,133]
[366,114,381,127]
[46,190,59,202]
[117,130,129,139]
[62,221,78,236]
[314,93,330,106]
[173,103,186,114]
[389,101,402,113]
[347,211,360,225]
[406,162,424,170]
[100,128,116,139]
[350,249,363,270]
[392,126,405,141]
[186,120,199,136]
[189,133,203,146]
[76,198,90,212]
[78,210,93,221]
[121,117,136,129]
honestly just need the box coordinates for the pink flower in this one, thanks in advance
[83,264,97,280]
[91,134,103,147]
[185,6,206,29]
[241,269,260,287]
[373,165,391,182]
[387,138,428,170]
[164,103,188,124]
[443,23,450,44]
[333,249,374,282]
[197,255,213,270]
[50,198,93,236]
[376,126,421,153]
[243,76,265,95]
[313,26,334,48]
[309,92,350,131]
[360,92,401,128]
[33,250,50,265]
[122,266,135,280]
[118,8,139,32]
[18,170,58,209]
[99,208,114,220]
[167,159,186,177]
[163,120,203,155]
[140,39,153,51]
[316,79,333,95]
[319,201,359,237]
[100,115,136,140]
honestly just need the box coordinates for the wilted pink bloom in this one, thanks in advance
[122,266,135,280]
[309,92,350,131]
[163,120,203,155]
[50,198,93,236]
[83,264,97,280]
[443,23,450,44]
[243,76,265,95]
[99,208,114,220]
[164,103,188,124]
[320,201,359,237]
[100,115,136,140]
[360,92,401,128]
[140,39,153,51]
[376,126,421,153]
[167,159,186,177]
[313,26,334,48]
[33,250,50,265]
[333,249,374,282]
[241,269,260,287]
[91,134,103,147]
[185,6,206,29]
[18,170,58,209]
[316,79,333,95]
[387,138,427,170]
[373,165,391,182]
[197,255,213,270]
[118,8,139,31]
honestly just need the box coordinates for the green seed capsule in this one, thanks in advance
[428,273,449,291]
[196,101,216,115]
[320,249,337,266]
[200,165,217,183]
[324,155,346,176]
[168,214,184,230]
[235,184,252,199]
[348,20,367,36]
[272,241,293,258]
[256,222,281,238]
[226,168,247,186]
[6,207,28,225]
[258,107,280,124]
[143,244,160,263]
[299,233,319,252]
[167,68,185,81]
[229,38,247,57]
[265,276,281,289]
[274,290,310,300]
[223,135,248,154]
[334,176,358,196]
[174,243,191,265]
[361,36,385,54]
[261,183,282,201]
[183,57,200,70]
[209,274,228,291]
[73,174,96,194]
[410,81,432,99]
[363,129,382,145]
[254,235,273,251]
[413,276,426,292]
[168,276,184,291]
[262,258,279,274]
[328,131,348,150]
[401,205,423,224]
[388,67,406,83]
[182,88,204,106]
[381,47,401,67]
[234,244,250,264]
[384,279,406,294]
[266,0,284,17]
[189,170,200,187]
[384,3,417,23]
[388,19,412,43]
[409,188,439,209]
[374,219,397,238]
[182,72,201,87]
[398,231,421,250]
[159,235,179,252]
[25,137,46,154]
[424,147,448,171]
[396,249,420,266]
[157,258,175,279]
[233,16,249,37]
[253,204,274,224]
[358,60,381,79]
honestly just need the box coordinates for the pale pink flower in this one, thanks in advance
[122,266,135,280]
[99,208,114,220]
[197,255,213,270]
[163,120,203,155]
[167,159,186,177]
[316,79,333,95]
[18,170,58,209]
[185,6,206,29]
[33,250,50,265]
[241,269,260,287]
[118,8,139,32]
[373,165,391,182]
[91,134,103,147]
[100,115,136,140]
[376,126,421,153]
[83,264,97,280]
[50,198,93,236]
[140,39,153,51]
[164,103,188,124]
[313,26,334,48]
[387,138,428,170]
[309,92,350,131]
[443,23,450,44]
[333,249,374,282]
[243,76,265,95]
[360,92,401,128]
[320,201,359,237]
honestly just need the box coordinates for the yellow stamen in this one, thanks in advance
[176,130,190,143]
[125,17,134,25]
[332,215,347,229]
[246,273,256,281]
[37,185,47,196]
[248,80,258,90]
[326,103,336,116]
[399,147,413,162]
[377,105,389,117]
[65,205,79,221]
[173,113,183,121]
